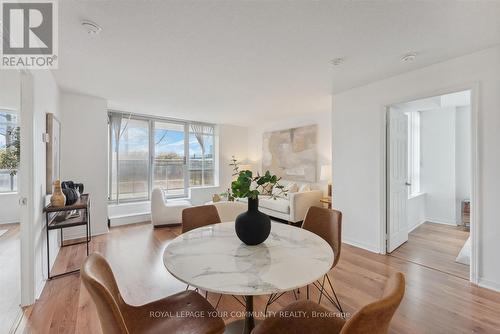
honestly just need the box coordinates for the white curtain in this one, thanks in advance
[109,113,131,202]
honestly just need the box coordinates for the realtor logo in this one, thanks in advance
[1,0,58,69]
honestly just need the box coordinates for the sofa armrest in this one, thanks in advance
[288,190,323,222]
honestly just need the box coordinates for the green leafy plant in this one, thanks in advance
[0,126,20,176]
[227,156,286,200]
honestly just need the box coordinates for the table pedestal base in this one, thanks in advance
[225,295,260,334]
[225,319,262,334]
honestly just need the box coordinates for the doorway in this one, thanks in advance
[386,89,473,280]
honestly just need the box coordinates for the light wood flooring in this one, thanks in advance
[390,222,470,279]
[19,222,500,334]
[0,223,21,334]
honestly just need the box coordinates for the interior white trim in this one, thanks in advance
[408,219,426,233]
[19,71,36,306]
[478,277,500,293]
[343,238,380,254]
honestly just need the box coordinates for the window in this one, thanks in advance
[108,111,216,203]
[0,109,19,193]
[189,124,215,187]
[407,111,421,197]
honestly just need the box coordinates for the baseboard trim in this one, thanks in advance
[110,213,151,227]
[408,220,427,233]
[343,238,380,254]
[478,277,500,293]
[425,218,458,226]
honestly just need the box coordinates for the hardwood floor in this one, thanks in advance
[0,223,21,334]
[390,222,470,279]
[20,222,500,334]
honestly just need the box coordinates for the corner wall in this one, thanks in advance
[31,71,61,297]
[60,93,109,238]
[332,45,500,291]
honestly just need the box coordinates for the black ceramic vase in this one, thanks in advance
[235,197,271,245]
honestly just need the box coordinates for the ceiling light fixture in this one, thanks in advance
[81,20,102,34]
[330,57,345,66]
[401,52,417,62]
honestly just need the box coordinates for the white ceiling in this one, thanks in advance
[54,1,500,126]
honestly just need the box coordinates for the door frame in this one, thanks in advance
[381,82,479,283]
[19,70,36,306]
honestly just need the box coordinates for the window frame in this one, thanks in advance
[108,110,216,204]
[0,108,19,194]
[407,110,421,198]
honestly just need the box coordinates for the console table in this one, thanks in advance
[43,194,91,279]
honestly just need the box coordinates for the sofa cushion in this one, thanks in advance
[259,196,290,214]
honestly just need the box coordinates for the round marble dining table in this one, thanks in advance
[163,221,334,334]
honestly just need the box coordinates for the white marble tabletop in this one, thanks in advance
[163,221,334,296]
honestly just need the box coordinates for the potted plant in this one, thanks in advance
[229,157,286,245]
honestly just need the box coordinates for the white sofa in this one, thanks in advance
[210,201,247,222]
[151,188,192,227]
[238,181,323,223]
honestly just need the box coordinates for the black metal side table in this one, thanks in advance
[43,193,91,279]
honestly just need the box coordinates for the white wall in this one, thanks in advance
[420,107,457,225]
[455,106,471,219]
[407,193,426,232]
[60,93,109,238]
[31,71,61,297]
[0,71,20,224]
[332,45,500,291]
[247,110,332,190]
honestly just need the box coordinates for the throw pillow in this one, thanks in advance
[299,183,311,192]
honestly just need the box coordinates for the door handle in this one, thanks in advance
[405,182,411,186]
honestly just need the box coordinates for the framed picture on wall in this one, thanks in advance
[46,113,61,194]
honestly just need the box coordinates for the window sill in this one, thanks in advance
[189,185,220,190]
[408,192,426,200]
[0,191,18,196]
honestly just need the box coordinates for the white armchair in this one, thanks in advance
[151,188,192,227]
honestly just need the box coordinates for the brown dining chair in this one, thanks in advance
[182,205,222,233]
[81,253,225,334]
[252,272,406,334]
[302,206,343,312]
[264,206,343,314]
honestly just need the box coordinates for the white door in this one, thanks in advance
[387,108,409,252]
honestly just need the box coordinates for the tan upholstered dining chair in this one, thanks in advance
[81,253,225,334]
[252,272,406,334]
[182,205,222,233]
[264,206,343,314]
[302,206,343,312]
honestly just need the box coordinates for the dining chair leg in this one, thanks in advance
[215,294,223,309]
[325,274,344,315]
[318,275,327,304]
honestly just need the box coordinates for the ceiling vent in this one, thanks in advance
[81,20,102,35]
[330,57,345,66]
[401,52,417,62]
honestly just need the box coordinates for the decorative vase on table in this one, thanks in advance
[50,180,66,207]
[235,196,271,246]
[228,156,287,245]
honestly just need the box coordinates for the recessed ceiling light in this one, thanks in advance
[401,52,417,62]
[81,20,102,34]
[330,57,345,66]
